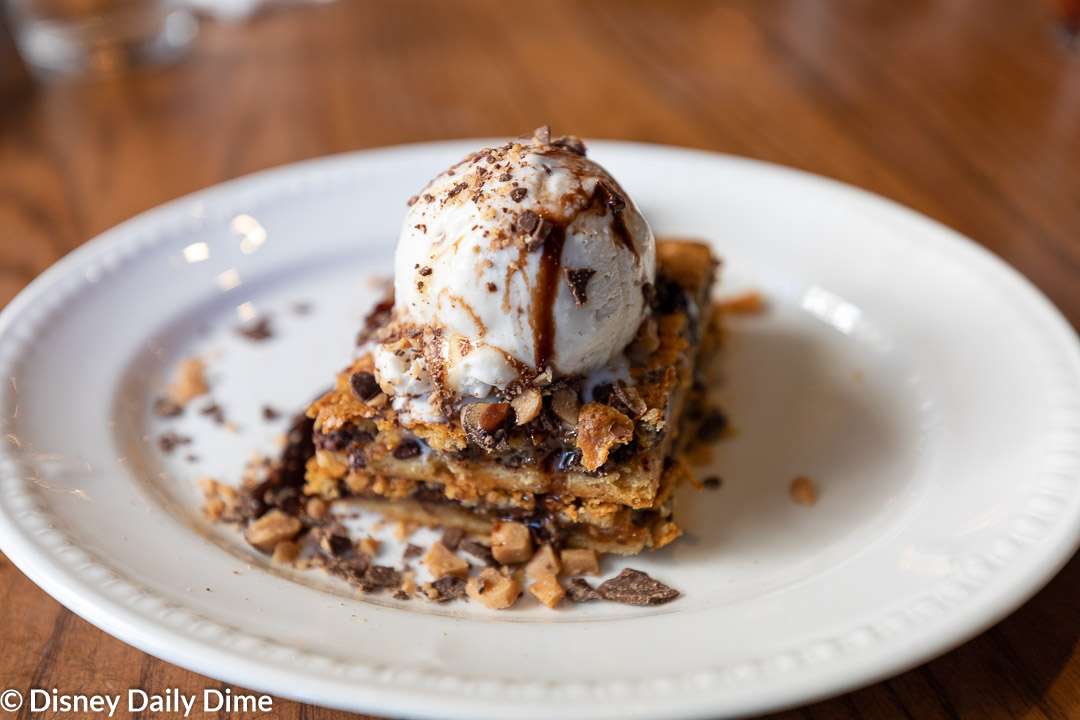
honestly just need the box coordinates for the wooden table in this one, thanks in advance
[2,1,1079,717]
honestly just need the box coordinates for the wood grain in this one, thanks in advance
[1,1,1079,718]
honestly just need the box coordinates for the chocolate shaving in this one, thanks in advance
[431,576,467,602]
[598,569,679,606]
[440,527,464,551]
[325,554,371,587]
[402,543,424,560]
[423,193,434,202]
[237,317,273,341]
[415,224,427,233]
[262,405,280,420]
[566,578,603,603]
[365,565,400,588]
[498,172,511,182]
[514,210,553,251]
[153,397,183,418]
[157,431,191,454]
[552,134,587,156]
[448,182,468,198]
[487,282,497,292]
[703,476,722,489]
[459,539,498,566]
[349,371,381,401]
[563,268,596,307]
[200,401,225,424]
[510,187,527,202]
[320,532,352,557]
[419,266,433,277]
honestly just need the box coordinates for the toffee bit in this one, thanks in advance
[510,187,527,202]
[349,371,381,401]
[564,268,596,307]
[598,568,679,606]
[236,317,273,341]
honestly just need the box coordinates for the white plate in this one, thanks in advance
[1,141,1079,720]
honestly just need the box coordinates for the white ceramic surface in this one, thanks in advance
[1,141,1079,720]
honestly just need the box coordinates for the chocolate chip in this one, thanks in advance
[566,578,603,602]
[697,409,728,442]
[365,565,400,587]
[423,193,434,202]
[392,588,411,600]
[594,181,626,214]
[703,476,722,489]
[262,405,280,420]
[349,371,381,401]
[415,224,427,233]
[487,282,497,293]
[431,576,467,602]
[441,527,464,551]
[153,397,183,418]
[236,317,273,341]
[448,182,468,198]
[564,268,596,307]
[510,187,527,202]
[407,195,418,206]
[403,543,424,560]
[459,539,498,566]
[598,568,679,606]
[392,439,421,459]
[498,172,511,182]
[419,266,433,277]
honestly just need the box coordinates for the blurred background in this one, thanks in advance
[1,1,1079,718]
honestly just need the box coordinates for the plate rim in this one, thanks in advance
[1,139,1079,720]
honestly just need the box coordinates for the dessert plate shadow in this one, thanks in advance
[1,140,1079,720]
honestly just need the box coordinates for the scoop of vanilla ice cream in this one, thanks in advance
[377,133,656,402]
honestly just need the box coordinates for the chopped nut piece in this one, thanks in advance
[598,568,679,606]
[551,387,580,426]
[524,544,561,578]
[565,578,603,602]
[529,574,566,608]
[791,476,817,506]
[306,497,329,519]
[272,540,301,564]
[168,357,209,406]
[510,387,542,425]
[466,568,522,609]
[718,291,765,314]
[357,536,380,557]
[244,509,302,552]
[424,541,470,579]
[461,402,510,451]
[560,548,599,577]
[576,403,634,471]
[491,521,533,564]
